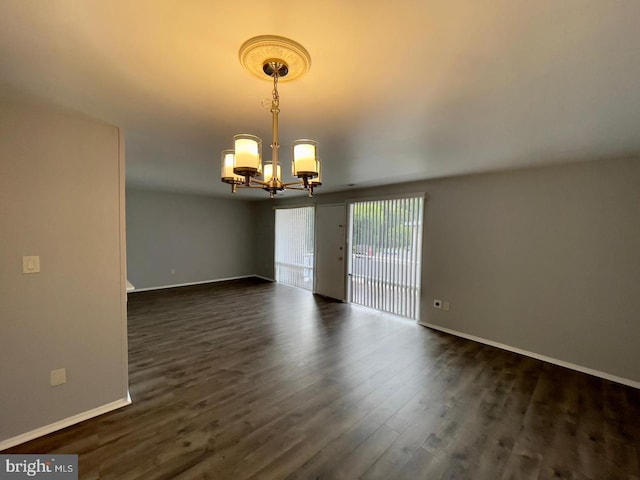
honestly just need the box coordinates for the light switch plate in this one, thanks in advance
[22,256,40,273]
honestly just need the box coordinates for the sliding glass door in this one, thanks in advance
[274,206,315,290]
[348,196,424,319]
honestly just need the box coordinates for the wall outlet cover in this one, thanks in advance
[433,299,442,309]
[22,255,40,273]
[50,368,67,386]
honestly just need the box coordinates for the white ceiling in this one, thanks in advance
[1,1,639,198]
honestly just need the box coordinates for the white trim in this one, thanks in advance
[419,321,640,389]
[129,275,264,293]
[0,395,131,451]
[254,275,275,282]
[117,129,130,409]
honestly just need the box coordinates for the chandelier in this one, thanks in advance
[221,35,321,198]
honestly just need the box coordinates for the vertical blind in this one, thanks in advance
[274,206,315,290]
[348,196,424,319]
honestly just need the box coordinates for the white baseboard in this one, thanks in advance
[129,275,262,292]
[419,321,640,389]
[254,275,275,282]
[0,394,131,451]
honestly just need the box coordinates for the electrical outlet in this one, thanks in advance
[444,302,450,311]
[50,368,67,386]
[22,256,40,274]
[433,299,442,309]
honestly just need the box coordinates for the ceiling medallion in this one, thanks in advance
[221,36,320,198]
[238,35,311,82]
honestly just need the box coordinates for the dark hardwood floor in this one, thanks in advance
[4,278,640,479]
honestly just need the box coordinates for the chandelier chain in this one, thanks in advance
[271,66,280,114]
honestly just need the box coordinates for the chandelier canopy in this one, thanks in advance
[221,35,321,198]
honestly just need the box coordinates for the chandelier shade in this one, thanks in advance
[292,140,319,177]
[220,35,321,198]
[309,159,322,187]
[233,134,262,176]
[221,149,243,183]
[263,162,282,182]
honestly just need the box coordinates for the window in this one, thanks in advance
[348,196,424,319]
[274,206,315,290]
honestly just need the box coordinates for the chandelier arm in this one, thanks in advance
[248,178,268,187]
[236,184,269,189]
[282,180,307,188]
[232,178,270,189]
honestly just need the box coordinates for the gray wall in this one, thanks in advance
[126,188,257,290]
[255,157,640,384]
[0,96,128,445]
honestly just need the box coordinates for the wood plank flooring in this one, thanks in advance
[4,278,640,479]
